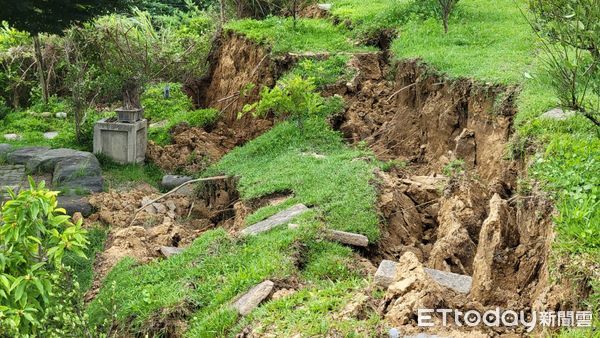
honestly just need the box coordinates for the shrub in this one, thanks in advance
[141,82,194,122]
[0,178,88,335]
[148,108,220,145]
[245,75,343,129]
[282,56,354,89]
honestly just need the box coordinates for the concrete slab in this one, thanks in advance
[232,280,274,316]
[326,229,369,247]
[423,268,472,294]
[240,204,309,236]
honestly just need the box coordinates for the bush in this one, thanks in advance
[245,75,343,129]
[149,108,220,145]
[141,82,194,122]
[0,178,88,335]
[282,56,354,89]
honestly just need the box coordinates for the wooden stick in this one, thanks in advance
[129,175,230,226]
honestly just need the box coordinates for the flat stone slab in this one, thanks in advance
[240,204,309,236]
[3,134,21,141]
[232,280,274,316]
[423,267,472,294]
[0,164,26,200]
[374,260,398,288]
[326,229,369,247]
[160,246,184,257]
[374,260,472,294]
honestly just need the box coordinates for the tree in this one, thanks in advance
[529,0,600,128]
[438,0,459,33]
[0,0,130,104]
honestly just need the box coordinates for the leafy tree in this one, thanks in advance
[0,178,88,335]
[529,0,600,128]
[0,0,130,104]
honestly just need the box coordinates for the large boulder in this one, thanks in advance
[52,156,103,193]
[57,196,93,217]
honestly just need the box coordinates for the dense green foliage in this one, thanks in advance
[0,179,88,334]
[281,55,354,88]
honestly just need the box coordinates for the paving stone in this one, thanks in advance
[55,112,67,118]
[3,134,21,141]
[423,267,472,294]
[240,204,309,236]
[232,280,274,316]
[43,131,59,140]
[326,229,369,247]
[160,246,184,257]
[374,260,398,288]
[318,3,332,11]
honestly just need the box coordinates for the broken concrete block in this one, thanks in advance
[240,204,309,236]
[423,268,472,294]
[232,280,274,316]
[326,229,369,247]
[160,246,184,257]
[374,260,398,288]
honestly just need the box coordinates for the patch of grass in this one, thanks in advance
[234,278,381,337]
[88,228,301,336]
[209,118,379,240]
[100,157,164,189]
[226,17,374,54]
[282,55,354,89]
[142,82,194,122]
[149,108,220,146]
[391,0,536,85]
[63,226,108,291]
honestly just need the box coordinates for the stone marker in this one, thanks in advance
[317,3,332,11]
[43,131,59,140]
[326,229,369,247]
[240,204,309,236]
[423,268,472,295]
[374,260,473,294]
[55,112,67,118]
[160,246,184,257]
[161,174,194,190]
[374,260,398,288]
[232,280,274,316]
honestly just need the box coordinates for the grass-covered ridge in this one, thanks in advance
[225,17,375,54]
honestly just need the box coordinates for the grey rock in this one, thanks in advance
[317,3,332,11]
[43,131,59,140]
[374,260,398,288]
[25,148,96,173]
[240,204,309,236]
[540,108,575,121]
[6,147,50,166]
[57,196,93,217]
[0,144,12,157]
[55,112,67,118]
[161,174,194,190]
[52,156,103,193]
[326,229,369,247]
[232,280,274,316]
[160,246,184,257]
[423,268,472,294]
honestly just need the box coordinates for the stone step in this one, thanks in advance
[325,229,369,247]
[232,280,274,316]
[240,204,309,236]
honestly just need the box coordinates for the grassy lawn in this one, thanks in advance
[226,17,375,54]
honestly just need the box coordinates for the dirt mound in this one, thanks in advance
[86,178,240,293]
[147,117,272,172]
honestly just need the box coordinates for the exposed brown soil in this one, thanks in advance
[85,178,240,297]
[331,55,563,336]
[147,116,272,172]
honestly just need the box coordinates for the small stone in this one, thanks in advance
[288,223,299,230]
[325,229,369,247]
[166,200,177,211]
[232,280,274,316]
[153,203,167,214]
[271,288,295,300]
[160,246,184,257]
[40,112,52,118]
[72,212,83,224]
[161,175,193,190]
[317,3,332,11]
[3,134,20,141]
[55,112,67,119]
[540,108,575,121]
[423,267,472,294]
[374,260,398,288]
[43,131,59,140]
